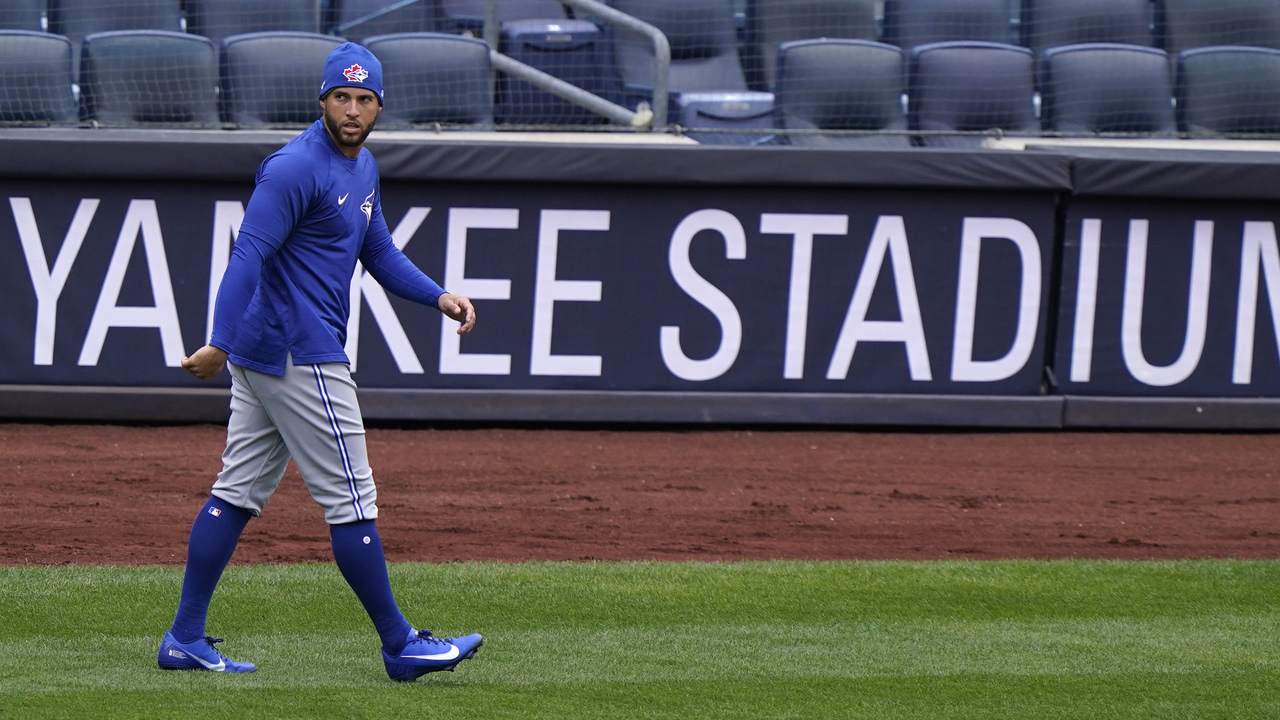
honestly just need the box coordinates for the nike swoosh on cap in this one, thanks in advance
[338,193,349,205]
[402,645,460,661]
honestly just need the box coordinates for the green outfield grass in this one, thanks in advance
[2,560,1278,719]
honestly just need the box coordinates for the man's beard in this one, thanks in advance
[324,109,375,147]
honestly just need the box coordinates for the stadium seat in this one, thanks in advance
[611,0,749,98]
[48,0,183,81]
[610,0,774,142]
[0,30,76,124]
[188,0,322,45]
[1157,0,1280,57]
[1038,43,1174,135]
[1177,45,1280,135]
[80,30,218,126]
[364,32,493,127]
[48,0,182,39]
[220,31,341,126]
[442,0,567,34]
[497,19,610,125]
[333,0,444,44]
[908,40,1036,147]
[675,91,775,144]
[0,0,46,32]
[773,39,909,147]
[1019,0,1154,55]
[742,0,878,91]
[883,0,1016,50]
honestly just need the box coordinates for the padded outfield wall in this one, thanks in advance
[2,130,1280,429]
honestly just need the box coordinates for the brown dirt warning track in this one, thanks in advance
[2,423,1279,565]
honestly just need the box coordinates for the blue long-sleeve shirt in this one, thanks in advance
[209,120,444,376]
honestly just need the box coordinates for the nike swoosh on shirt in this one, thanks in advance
[402,645,460,661]
[338,193,349,205]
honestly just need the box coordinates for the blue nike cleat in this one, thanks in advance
[157,631,256,673]
[382,628,483,681]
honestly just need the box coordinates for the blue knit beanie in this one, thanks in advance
[319,42,384,105]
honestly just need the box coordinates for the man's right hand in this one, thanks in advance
[181,345,228,380]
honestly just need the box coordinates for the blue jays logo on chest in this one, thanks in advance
[360,189,374,227]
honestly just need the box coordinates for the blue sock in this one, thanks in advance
[330,520,414,655]
[170,496,251,643]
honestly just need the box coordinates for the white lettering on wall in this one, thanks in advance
[660,209,746,381]
[1121,219,1213,387]
[79,199,184,367]
[530,210,609,376]
[1068,218,1102,383]
[827,215,931,381]
[206,200,243,342]
[1233,221,1280,384]
[759,213,849,380]
[11,197,99,365]
[346,207,431,373]
[950,217,1042,382]
[439,208,517,375]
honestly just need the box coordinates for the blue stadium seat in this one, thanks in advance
[365,32,493,127]
[675,91,775,144]
[1177,45,1280,135]
[442,0,567,34]
[220,31,341,126]
[908,41,1036,147]
[188,0,322,45]
[498,19,610,125]
[1038,43,1174,135]
[883,0,1016,50]
[0,1,46,32]
[773,39,909,147]
[0,30,76,124]
[1020,0,1153,55]
[743,0,878,91]
[1157,0,1280,56]
[81,30,218,126]
[333,0,444,44]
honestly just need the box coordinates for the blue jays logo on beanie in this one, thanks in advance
[319,42,384,105]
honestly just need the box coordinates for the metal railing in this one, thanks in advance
[334,0,671,131]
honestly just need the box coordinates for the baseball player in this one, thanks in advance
[157,42,482,681]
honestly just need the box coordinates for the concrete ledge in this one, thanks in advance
[13,386,1280,429]
[357,389,1064,427]
[1063,396,1280,430]
[0,385,232,423]
[0,385,1064,427]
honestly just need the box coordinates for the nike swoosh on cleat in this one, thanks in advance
[187,651,225,671]
[338,193,349,205]
[402,645,460,661]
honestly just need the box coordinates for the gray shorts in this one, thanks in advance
[211,358,378,524]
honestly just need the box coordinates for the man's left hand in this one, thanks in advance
[438,293,476,335]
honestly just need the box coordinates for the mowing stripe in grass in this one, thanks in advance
[1,560,1278,719]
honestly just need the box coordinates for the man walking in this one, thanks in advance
[157,42,482,682]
